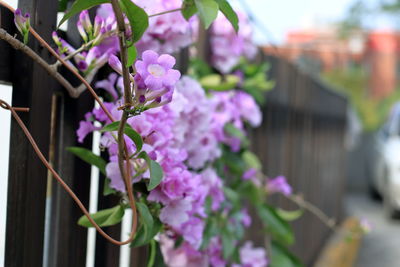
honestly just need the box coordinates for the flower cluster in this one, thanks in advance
[52,11,116,76]
[73,2,273,266]
[77,70,268,265]
[97,0,196,55]
[108,49,181,108]
[210,12,257,74]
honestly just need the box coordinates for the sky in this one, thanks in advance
[231,0,358,44]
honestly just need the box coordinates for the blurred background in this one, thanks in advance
[243,0,400,266]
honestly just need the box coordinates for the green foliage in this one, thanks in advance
[101,121,143,154]
[194,0,219,29]
[120,0,149,42]
[78,205,125,227]
[270,241,303,267]
[200,74,240,91]
[58,0,68,12]
[67,147,107,175]
[235,60,275,105]
[323,67,400,131]
[103,178,117,196]
[224,123,250,148]
[182,0,198,20]
[242,150,262,170]
[59,0,110,27]
[221,227,236,259]
[276,208,304,221]
[131,202,162,247]
[126,45,137,67]
[215,0,239,32]
[138,151,164,190]
[256,204,295,245]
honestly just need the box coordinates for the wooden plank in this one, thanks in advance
[4,0,59,266]
[46,92,93,267]
[0,6,15,84]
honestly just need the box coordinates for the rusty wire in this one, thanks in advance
[0,1,138,245]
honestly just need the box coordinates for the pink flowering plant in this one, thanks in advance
[0,0,368,266]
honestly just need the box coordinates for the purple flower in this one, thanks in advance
[360,218,372,233]
[159,198,192,227]
[243,168,257,180]
[105,160,138,192]
[207,237,226,267]
[266,175,292,196]
[14,9,30,43]
[233,242,268,267]
[180,217,205,249]
[108,54,123,75]
[95,73,120,101]
[210,12,257,73]
[240,209,252,228]
[135,50,181,91]
[76,116,97,143]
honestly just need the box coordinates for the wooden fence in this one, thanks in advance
[0,1,347,266]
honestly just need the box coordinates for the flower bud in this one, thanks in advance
[93,16,104,38]
[77,21,88,43]
[52,31,62,47]
[92,27,106,46]
[108,54,123,75]
[79,10,92,33]
[14,9,30,44]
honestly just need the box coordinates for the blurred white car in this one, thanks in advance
[368,103,400,218]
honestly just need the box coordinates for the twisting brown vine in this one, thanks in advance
[0,1,139,245]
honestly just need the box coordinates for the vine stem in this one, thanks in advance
[148,8,182,18]
[0,0,140,245]
[110,0,138,244]
[285,194,337,230]
[0,28,79,97]
[0,99,136,245]
[0,0,114,121]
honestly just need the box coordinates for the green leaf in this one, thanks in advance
[238,181,263,205]
[242,150,262,170]
[126,45,137,67]
[182,0,198,20]
[257,204,294,245]
[194,0,219,29]
[276,208,304,222]
[221,228,235,259]
[103,178,117,196]
[101,121,143,154]
[215,0,239,32]
[58,0,68,12]
[78,205,125,228]
[58,0,110,28]
[200,218,219,249]
[120,0,149,42]
[270,241,303,267]
[138,151,164,191]
[67,147,107,175]
[131,210,162,247]
[200,74,240,91]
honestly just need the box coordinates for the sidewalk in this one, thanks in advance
[346,193,400,267]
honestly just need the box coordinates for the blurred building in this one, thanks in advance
[263,27,399,98]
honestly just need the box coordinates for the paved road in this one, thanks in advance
[346,193,400,267]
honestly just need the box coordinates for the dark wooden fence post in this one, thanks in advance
[4,0,59,266]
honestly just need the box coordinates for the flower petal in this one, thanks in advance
[163,69,181,87]
[142,50,159,64]
[145,75,163,90]
[158,54,176,69]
